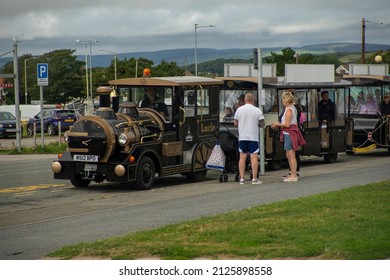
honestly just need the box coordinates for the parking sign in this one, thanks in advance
[37,63,48,86]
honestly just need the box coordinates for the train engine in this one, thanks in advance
[52,77,223,189]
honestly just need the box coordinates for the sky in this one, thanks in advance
[1,0,389,58]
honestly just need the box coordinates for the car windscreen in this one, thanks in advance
[0,112,16,120]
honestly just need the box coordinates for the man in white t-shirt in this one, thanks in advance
[234,92,264,185]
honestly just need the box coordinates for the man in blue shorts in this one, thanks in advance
[234,92,265,185]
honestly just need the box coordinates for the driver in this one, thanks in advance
[140,88,169,117]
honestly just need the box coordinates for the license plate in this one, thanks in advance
[73,154,98,162]
[65,119,74,123]
[6,129,16,132]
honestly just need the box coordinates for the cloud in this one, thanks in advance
[0,0,389,56]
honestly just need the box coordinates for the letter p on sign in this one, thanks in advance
[37,63,48,86]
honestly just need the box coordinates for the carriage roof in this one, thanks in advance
[109,76,223,87]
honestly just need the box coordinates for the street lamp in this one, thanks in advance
[361,18,383,64]
[99,49,117,80]
[24,57,36,105]
[194,24,215,76]
[76,39,97,115]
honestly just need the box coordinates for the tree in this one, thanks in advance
[1,49,84,106]
[264,47,343,76]
[153,60,184,77]
[265,47,296,76]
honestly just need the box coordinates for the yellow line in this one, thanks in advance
[0,184,66,194]
[13,191,36,197]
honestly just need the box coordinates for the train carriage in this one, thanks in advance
[342,74,390,154]
[218,65,352,170]
[52,74,223,189]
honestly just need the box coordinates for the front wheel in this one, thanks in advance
[324,153,338,163]
[27,124,34,136]
[134,156,155,190]
[70,175,91,188]
[47,124,56,136]
[268,159,283,170]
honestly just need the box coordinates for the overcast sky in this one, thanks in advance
[1,0,389,57]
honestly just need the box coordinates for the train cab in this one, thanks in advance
[52,74,223,189]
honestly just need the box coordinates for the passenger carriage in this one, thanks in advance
[218,64,352,170]
[342,74,390,154]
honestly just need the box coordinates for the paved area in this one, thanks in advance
[0,136,63,150]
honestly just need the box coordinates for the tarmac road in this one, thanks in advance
[0,150,389,260]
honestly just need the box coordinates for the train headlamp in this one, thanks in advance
[118,133,128,146]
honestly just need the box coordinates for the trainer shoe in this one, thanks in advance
[239,179,245,185]
[281,172,300,179]
[251,179,263,185]
[283,177,298,182]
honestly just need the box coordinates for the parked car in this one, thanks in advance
[0,111,17,138]
[26,109,79,136]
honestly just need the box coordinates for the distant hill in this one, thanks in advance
[1,42,389,69]
[88,42,390,67]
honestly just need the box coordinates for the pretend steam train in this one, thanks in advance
[51,75,223,189]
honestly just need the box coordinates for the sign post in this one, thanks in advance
[37,63,48,148]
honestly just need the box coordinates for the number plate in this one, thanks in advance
[73,154,98,162]
[64,119,74,123]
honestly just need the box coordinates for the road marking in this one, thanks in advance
[13,191,36,197]
[0,184,67,194]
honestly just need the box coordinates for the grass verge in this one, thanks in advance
[0,140,67,154]
[49,181,390,260]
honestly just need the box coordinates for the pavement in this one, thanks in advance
[0,136,63,150]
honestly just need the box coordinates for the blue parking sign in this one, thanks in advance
[37,63,48,86]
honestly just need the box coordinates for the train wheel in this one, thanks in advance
[185,142,212,182]
[70,175,91,188]
[324,153,338,163]
[223,174,228,182]
[134,156,155,190]
[269,159,283,170]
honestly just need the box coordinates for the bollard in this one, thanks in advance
[58,121,61,146]
[33,122,37,148]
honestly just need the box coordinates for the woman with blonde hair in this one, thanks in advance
[271,91,306,182]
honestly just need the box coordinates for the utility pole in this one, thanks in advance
[362,18,383,64]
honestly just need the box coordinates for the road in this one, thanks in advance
[0,150,389,260]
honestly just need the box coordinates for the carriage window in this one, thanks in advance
[219,90,259,123]
[307,89,319,121]
[350,86,380,115]
[183,90,195,117]
[197,89,210,116]
[266,89,278,113]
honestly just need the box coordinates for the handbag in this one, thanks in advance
[206,141,226,171]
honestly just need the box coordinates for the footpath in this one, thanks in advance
[0,136,63,150]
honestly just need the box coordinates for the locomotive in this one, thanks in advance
[51,75,223,189]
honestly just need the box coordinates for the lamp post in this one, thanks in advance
[99,49,117,80]
[194,24,215,76]
[76,39,97,115]
[24,57,36,105]
[88,39,98,96]
[361,18,383,64]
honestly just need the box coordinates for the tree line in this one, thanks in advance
[1,47,388,106]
